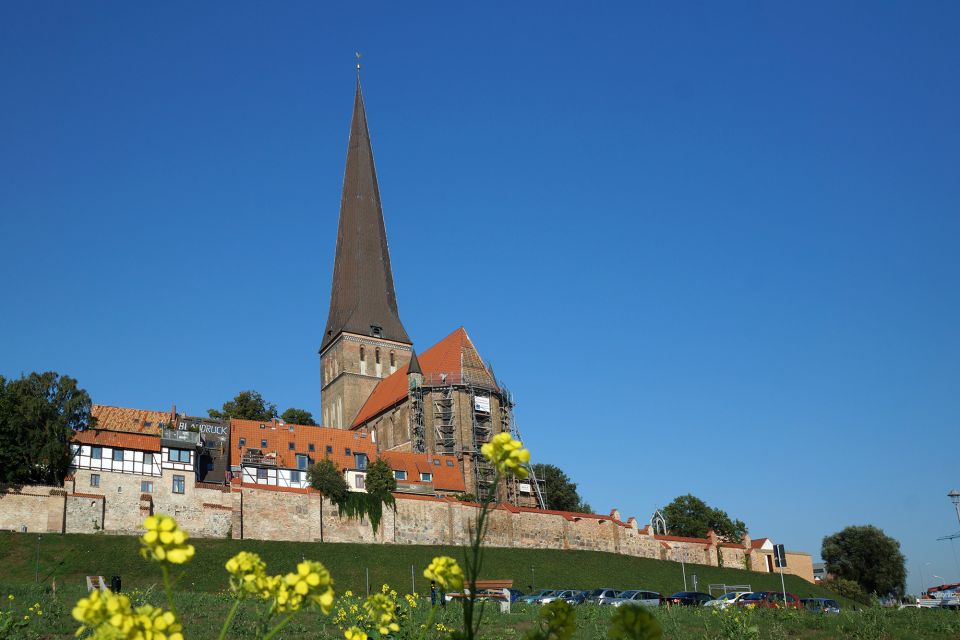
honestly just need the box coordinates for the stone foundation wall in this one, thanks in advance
[0,483,815,583]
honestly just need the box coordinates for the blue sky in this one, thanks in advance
[2,2,958,594]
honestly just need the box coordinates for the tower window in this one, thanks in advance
[390,351,395,367]
[375,348,380,364]
[360,347,365,361]
[371,325,382,338]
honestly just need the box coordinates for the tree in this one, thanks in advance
[208,390,277,421]
[0,372,94,485]
[308,458,349,542]
[662,494,747,543]
[365,458,397,498]
[821,525,906,598]
[280,408,316,426]
[531,463,593,513]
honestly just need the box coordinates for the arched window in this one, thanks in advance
[359,347,367,375]
[375,348,381,364]
[375,348,382,377]
[390,351,395,367]
[360,347,365,361]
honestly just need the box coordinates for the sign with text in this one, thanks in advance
[178,417,228,444]
[474,396,491,414]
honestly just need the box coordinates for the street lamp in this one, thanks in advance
[949,490,960,525]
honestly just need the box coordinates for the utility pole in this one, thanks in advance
[774,544,788,605]
[35,536,41,583]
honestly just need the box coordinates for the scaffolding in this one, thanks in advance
[501,394,546,510]
[409,378,425,453]
[433,386,455,455]
[470,389,496,501]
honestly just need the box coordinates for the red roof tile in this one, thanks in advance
[353,327,494,427]
[91,404,174,435]
[750,537,771,549]
[72,429,161,452]
[230,419,377,470]
[380,451,466,492]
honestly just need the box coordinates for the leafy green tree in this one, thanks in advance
[280,408,316,426]
[822,525,906,598]
[662,494,747,543]
[208,390,277,421]
[0,372,95,485]
[307,458,348,542]
[364,458,397,498]
[531,463,593,513]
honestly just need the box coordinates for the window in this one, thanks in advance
[446,460,454,467]
[420,472,432,482]
[260,439,267,448]
[113,449,124,462]
[172,475,185,494]
[360,347,365,361]
[207,462,214,471]
[390,351,395,367]
[239,438,246,447]
[141,481,154,493]
[326,445,333,454]
[90,474,100,488]
[290,470,301,483]
[257,468,268,480]
[296,454,308,470]
[371,325,382,338]
[345,447,351,456]
[288,442,295,450]
[355,453,367,470]
[433,459,441,466]
[143,453,153,467]
[308,443,315,452]
[355,474,366,489]
[394,470,407,480]
[91,447,102,460]
[375,348,381,364]
[169,449,190,463]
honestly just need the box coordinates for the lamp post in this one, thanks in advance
[949,490,960,525]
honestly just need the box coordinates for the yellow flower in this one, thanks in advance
[480,432,530,479]
[139,515,195,565]
[282,560,335,614]
[404,593,418,608]
[225,551,268,596]
[423,556,464,591]
[363,593,399,635]
[344,626,368,640]
[344,590,353,597]
[7,595,13,601]
[72,589,183,640]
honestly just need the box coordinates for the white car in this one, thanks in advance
[608,590,661,607]
[539,590,578,604]
[706,592,751,609]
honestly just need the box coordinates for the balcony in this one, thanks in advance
[161,428,201,448]
[241,449,277,467]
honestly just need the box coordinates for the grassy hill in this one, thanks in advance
[0,530,839,601]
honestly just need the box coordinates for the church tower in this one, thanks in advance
[320,79,413,428]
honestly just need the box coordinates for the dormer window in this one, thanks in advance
[371,325,383,338]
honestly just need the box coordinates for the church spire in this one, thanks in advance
[321,79,411,353]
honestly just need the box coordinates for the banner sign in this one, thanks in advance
[178,417,228,444]
[474,396,491,414]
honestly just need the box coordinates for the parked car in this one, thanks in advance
[506,588,525,602]
[801,597,841,614]
[540,590,579,604]
[665,592,713,606]
[518,589,556,604]
[584,588,621,604]
[705,592,752,609]
[736,591,801,609]
[609,590,661,608]
[563,590,588,605]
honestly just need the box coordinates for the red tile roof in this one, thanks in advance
[352,327,494,427]
[91,404,174,435]
[72,429,161,452]
[230,419,377,470]
[380,451,466,492]
[750,537,771,549]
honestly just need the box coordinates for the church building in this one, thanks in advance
[318,79,540,507]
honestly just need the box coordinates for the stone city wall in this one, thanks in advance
[0,483,815,583]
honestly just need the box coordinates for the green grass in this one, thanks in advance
[0,530,840,603]
[3,583,960,640]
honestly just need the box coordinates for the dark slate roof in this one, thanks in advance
[321,80,410,353]
[407,349,422,375]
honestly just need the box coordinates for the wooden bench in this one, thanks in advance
[86,576,108,593]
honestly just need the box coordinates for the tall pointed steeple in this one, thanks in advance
[321,79,410,354]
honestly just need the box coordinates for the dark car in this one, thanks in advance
[666,592,713,606]
[517,589,555,604]
[563,590,588,605]
[737,591,801,609]
[801,597,841,613]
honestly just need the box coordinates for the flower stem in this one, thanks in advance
[217,598,242,640]
[417,603,439,640]
[261,613,295,640]
[161,565,179,620]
